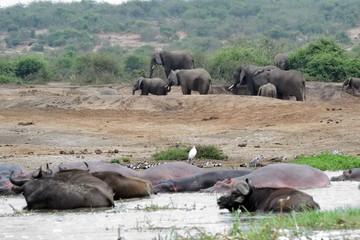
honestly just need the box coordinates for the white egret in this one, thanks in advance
[188,146,197,163]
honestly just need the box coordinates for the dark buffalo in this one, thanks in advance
[331,168,360,182]
[0,163,30,195]
[202,163,330,193]
[11,169,114,210]
[141,161,204,185]
[92,171,154,199]
[217,178,320,212]
[154,169,253,193]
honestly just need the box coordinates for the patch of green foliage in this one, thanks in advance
[152,145,228,161]
[290,38,360,82]
[174,207,360,239]
[292,152,360,171]
[110,157,131,164]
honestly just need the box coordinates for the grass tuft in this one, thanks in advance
[292,152,360,171]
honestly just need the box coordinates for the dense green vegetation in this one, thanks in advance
[1,0,360,84]
[292,152,360,171]
[177,208,360,239]
[152,145,228,161]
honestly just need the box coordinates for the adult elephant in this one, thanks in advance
[132,77,170,95]
[149,51,194,78]
[167,68,212,95]
[257,83,277,98]
[343,77,360,94]
[228,65,278,95]
[274,53,290,70]
[254,68,306,101]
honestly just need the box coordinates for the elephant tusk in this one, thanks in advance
[228,84,235,90]
[151,65,155,70]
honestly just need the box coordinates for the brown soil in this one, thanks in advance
[0,81,359,171]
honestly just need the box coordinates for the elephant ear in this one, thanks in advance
[168,70,178,86]
[154,52,162,65]
[253,69,270,86]
[138,78,144,88]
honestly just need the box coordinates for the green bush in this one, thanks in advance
[208,45,269,83]
[290,38,360,81]
[15,56,53,82]
[292,152,360,171]
[152,145,227,161]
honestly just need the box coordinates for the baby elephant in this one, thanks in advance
[343,77,360,94]
[217,178,320,213]
[257,83,277,98]
[132,77,170,95]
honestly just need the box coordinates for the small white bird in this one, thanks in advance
[188,146,197,163]
[248,155,263,167]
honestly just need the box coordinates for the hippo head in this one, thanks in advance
[330,169,352,181]
[153,179,177,193]
[217,179,252,212]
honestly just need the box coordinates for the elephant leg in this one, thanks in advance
[181,86,191,95]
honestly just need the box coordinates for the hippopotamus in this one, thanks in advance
[55,162,141,178]
[141,161,204,185]
[330,168,360,182]
[92,171,154,199]
[154,169,253,193]
[10,169,114,210]
[202,163,330,193]
[217,178,320,212]
[0,163,30,195]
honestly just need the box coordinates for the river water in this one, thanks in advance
[0,171,359,240]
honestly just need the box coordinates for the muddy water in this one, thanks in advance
[0,172,359,240]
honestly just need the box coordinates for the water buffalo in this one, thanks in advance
[217,178,320,212]
[92,171,154,199]
[330,168,360,182]
[202,163,330,193]
[11,169,114,210]
[141,161,204,185]
[0,163,30,195]
[154,169,253,193]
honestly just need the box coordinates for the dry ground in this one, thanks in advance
[0,81,359,171]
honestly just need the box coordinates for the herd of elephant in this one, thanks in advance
[132,51,360,100]
[1,162,359,213]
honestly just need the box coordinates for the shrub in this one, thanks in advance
[289,38,360,81]
[152,145,227,161]
[292,152,360,171]
[15,56,52,82]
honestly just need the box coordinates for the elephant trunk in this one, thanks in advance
[149,65,155,78]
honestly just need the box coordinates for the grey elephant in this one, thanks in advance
[167,68,212,95]
[343,77,360,94]
[254,68,306,101]
[228,65,278,95]
[257,83,277,98]
[274,53,289,70]
[149,51,194,78]
[132,77,170,95]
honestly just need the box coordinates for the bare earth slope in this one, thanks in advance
[0,82,359,170]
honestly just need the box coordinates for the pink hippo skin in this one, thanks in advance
[202,163,330,193]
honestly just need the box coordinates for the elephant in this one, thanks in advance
[274,53,290,70]
[253,68,306,101]
[228,65,278,95]
[343,77,360,94]
[132,77,170,95]
[257,83,277,98]
[167,68,212,95]
[149,51,194,78]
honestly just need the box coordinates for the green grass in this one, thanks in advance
[292,152,360,171]
[152,145,228,161]
[173,207,360,240]
[110,157,131,164]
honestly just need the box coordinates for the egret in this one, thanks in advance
[248,155,263,167]
[188,146,197,163]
